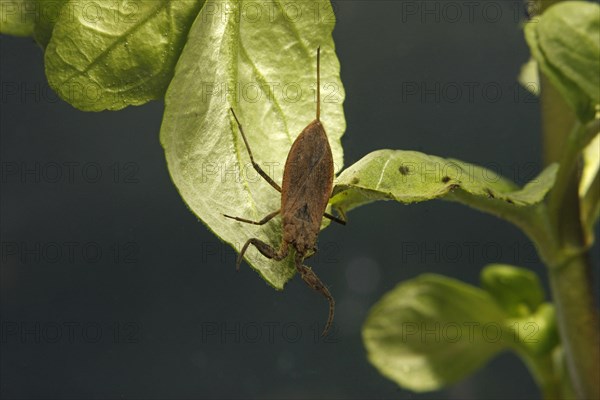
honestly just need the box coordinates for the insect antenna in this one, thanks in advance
[316,46,321,121]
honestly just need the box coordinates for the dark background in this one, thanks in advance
[1,1,598,399]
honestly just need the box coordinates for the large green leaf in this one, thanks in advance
[44,0,204,110]
[0,0,36,36]
[160,0,345,289]
[525,1,600,122]
[331,150,557,215]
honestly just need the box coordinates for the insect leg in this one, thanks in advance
[295,254,335,337]
[229,108,282,193]
[237,239,289,271]
[323,212,346,225]
[223,209,280,225]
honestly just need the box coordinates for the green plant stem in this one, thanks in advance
[549,120,600,239]
[539,60,600,399]
[520,350,561,400]
[547,254,599,400]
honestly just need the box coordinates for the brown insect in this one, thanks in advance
[224,47,345,336]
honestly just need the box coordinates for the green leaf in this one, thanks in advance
[524,1,600,121]
[481,264,545,318]
[507,303,559,357]
[479,264,559,356]
[0,0,36,36]
[362,274,510,392]
[160,0,345,289]
[363,273,559,392]
[507,303,561,399]
[330,150,557,215]
[44,0,204,111]
[580,133,600,245]
[0,0,69,47]
[330,151,559,265]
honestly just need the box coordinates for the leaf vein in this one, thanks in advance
[375,158,391,191]
[58,1,169,86]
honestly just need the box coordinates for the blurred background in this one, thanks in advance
[1,1,598,399]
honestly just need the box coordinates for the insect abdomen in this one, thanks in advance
[281,120,334,251]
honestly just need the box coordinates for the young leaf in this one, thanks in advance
[480,264,545,318]
[518,57,540,96]
[507,303,559,357]
[0,0,36,36]
[479,265,558,357]
[580,133,600,245]
[44,0,204,111]
[362,274,510,392]
[524,1,600,122]
[331,149,557,214]
[160,0,345,289]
